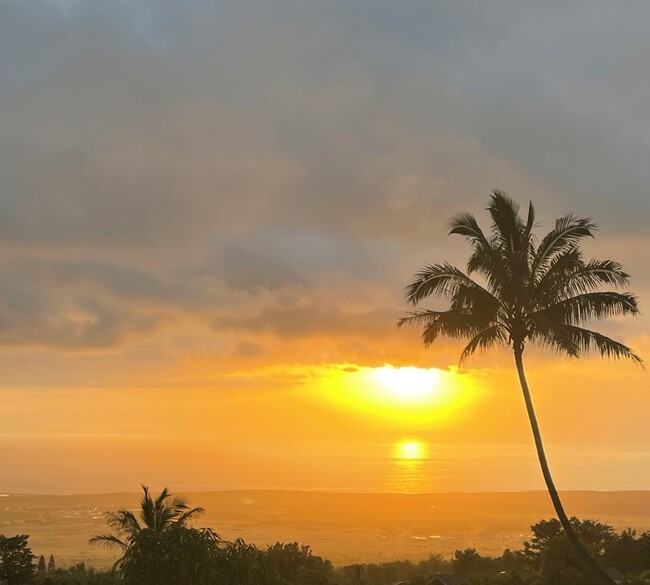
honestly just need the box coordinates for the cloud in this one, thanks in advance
[2,1,650,497]
[0,290,162,350]
[231,340,263,359]
[214,305,397,341]
[0,0,647,357]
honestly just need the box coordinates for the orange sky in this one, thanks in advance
[1,1,650,494]
[1,327,648,493]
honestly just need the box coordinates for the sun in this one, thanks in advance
[370,366,441,402]
[319,363,474,424]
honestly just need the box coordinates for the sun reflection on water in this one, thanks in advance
[388,440,431,492]
[396,440,427,460]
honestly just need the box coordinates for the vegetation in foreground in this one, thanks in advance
[2,487,650,585]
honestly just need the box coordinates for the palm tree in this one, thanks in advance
[90,485,205,553]
[398,191,642,585]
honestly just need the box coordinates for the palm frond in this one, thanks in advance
[177,507,205,526]
[158,495,184,526]
[448,280,502,314]
[565,324,643,364]
[529,318,581,357]
[449,211,491,248]
[154,487,170,509]
[532,247,583,295]
[523,200,536,243]
[488,190,523,252]
[397,310,444,329]
[485,192,536,303]
[537,253,629,292]
[573,258,631,288]
[531,320,642,364]
[105,510,141,537]
[398,309,497,346]
[459,325,507,366]
[404,262,492,306]
[139,485,157,530]
[168,495,189,512]
[89,534,127,550]
[532,214,596,277]
[553,259,631,299]
[465,243,510,299]
[532,292,639,326]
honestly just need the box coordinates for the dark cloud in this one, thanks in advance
[52,259,198,306]
[231,340,264,359]
[0,291,161,349]
[0,257,170,348]
[214,305,398,340]
[0,0,647,351]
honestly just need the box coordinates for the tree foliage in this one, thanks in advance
[0,534,35,585]
[120,524,221,585]
[399,191,641,364]
[265,542,332,585]
[447,518,650,585]
[453,548,496,577]
[90,485,204,556]
[89,487,289,585]
[218,538,280,585]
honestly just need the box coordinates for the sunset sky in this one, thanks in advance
[1,1,649,495]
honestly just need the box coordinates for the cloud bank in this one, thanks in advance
[0,0,647,362]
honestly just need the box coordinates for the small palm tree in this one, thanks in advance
[398,191,641,585]
[90,485,204,554]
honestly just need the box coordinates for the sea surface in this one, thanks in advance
[2,490,650,568]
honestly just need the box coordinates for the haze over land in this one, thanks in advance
[4,490,650,569]
[0,1,649,499]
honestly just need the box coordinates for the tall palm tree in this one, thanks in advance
[398,191,642,585]
[90,485,205,553]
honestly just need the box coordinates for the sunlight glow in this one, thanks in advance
[319,364,475,425]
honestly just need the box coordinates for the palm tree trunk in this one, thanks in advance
[513,347,615,585]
